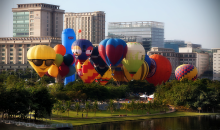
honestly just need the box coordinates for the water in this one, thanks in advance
[1,115,220,130]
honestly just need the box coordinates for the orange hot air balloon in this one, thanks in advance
[78,29,82,33]
[112,63,127,83]
[145,54,172,86]
[95,69,112,85]
[80,59,99,83]
[54,44,66,56]
[48,64,59,77]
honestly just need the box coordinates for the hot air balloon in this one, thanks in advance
[95,69,112,85]
[90,47,109,76]
[146,54,172,86]
[71,39,93,63]
[145,54,151,69]
[123,61,149,81]
[175,64,198,81]
[62,28,76,85]
[122,42,145,77]
[98,38,127,71]
[80,58,99,83]
[78,29,82,33]
[27,45,56,77]
[112,63,127,85]
[54,44,66,56]
[48,64,59,77]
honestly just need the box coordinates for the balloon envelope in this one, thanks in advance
[63,54,74,66]
[81,59,99,83]
[90,47,109,76]
[122,42,145,74]
[48,64,59,77]
[54,44,66,56]
[175,64,198,81]
[27,45,56,77]
[58,64,70,77]
[145,54,151,69]
[98,38,127,70]
[124,61,149,81]
[146,54,172,86]
[71,39,93,62]
[54,54,63,67]
[95,69,112,85]
[66,65,76,77]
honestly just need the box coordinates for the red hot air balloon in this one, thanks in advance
[146,54,172,86]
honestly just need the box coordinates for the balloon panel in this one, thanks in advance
[145,54,151,69]
[58,64,69,77]
[54,54,63,67]
[147,58,157,78]
[175,64,198,81]
[63,54,74,66]
[66,65,76,77]
[95,69,112,85]
[48,64,59,77]
[122,42,145,74]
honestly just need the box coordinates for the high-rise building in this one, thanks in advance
[213,48,220,81]
[12,3,64,37]
[64,11,105,45]
[108,21,164,52]
[164,40,186,52]
[0,3,64,71]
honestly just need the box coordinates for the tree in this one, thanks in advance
[139,102,146,114]
[74,102,81,116]
[93,100,99,116]
[85,101,91,117]
[65,100,72,117]
[106,100,116,116]
[130,100,135,114]
[121,103,130,115]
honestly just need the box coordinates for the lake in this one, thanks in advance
[1,115,220,130]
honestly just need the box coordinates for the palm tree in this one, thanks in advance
[136,101,140,114]
[93,100,99,117]
[146,101,152,114]
[130,100,135,115]
[74,102,81,116]
[121,103,130,115]
[140,102,146,114]
[106,100,116,116]
[65,100,72,117]
[85,101,91,118]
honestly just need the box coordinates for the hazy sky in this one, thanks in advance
[0,0,219,49]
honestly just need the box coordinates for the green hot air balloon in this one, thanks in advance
[122,42,145,77]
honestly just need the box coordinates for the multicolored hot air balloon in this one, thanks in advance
[95,69,112,85]
[175,64,198,81]
[123,61,149,81]
[112,63,127,83]
[98,38,127,71]
[27,45,56,77]
[146,54,172,86]
[80,59,99,83]
[122,42,145,77]
[90,47,109,76]
[145,54,151,69]
[71,39,93,63]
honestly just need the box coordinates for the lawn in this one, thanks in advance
[49,110,220,126]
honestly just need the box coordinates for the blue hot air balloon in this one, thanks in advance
[62,28,76,85]
[98,38,127,71]
[90,47,109,76]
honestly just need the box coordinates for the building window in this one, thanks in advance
[2,57,5,60]
[10,57,13,60]
[27,44,31,47]
[2,45,5,47]
[30,15,34,18]
[30,11,34,14]
[19,53,22,56]
[10,53,13,56]
[30,23,34,26]
[30,32,34,35]
[47,24,48,27]
[18,44,22,47]
[10,49,13,51]
[56,21,58,24]
[30,28,34,31]
[19,48,22,51]
[18,57,22,60]
[2,53,5,56]
[10,61,13,64]
[10,45,13,47]
[30,20,34,22]
[18,61,22,64]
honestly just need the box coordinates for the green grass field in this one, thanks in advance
[49,110,219,126]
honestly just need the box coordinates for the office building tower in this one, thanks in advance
[64,11,105,45]
[164,40,186,52]
[213,48,220,81]
[108,21,164,52]
[12,3,64,37]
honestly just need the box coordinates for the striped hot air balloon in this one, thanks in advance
[175,64,198,81]
[123,61,149,81]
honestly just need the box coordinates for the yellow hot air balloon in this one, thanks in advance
[27,45,56,77]
[123,61,149,81]
[122,42,145,76]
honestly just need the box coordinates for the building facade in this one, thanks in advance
[64,11,105,45]
[164,40,186,52]
[12,3,65,37]
[147,47,197,80]
[0,37,61,71]
[108,21,164,52]
[213,49,220,81]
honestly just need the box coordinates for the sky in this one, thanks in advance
[0,0,219,49]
